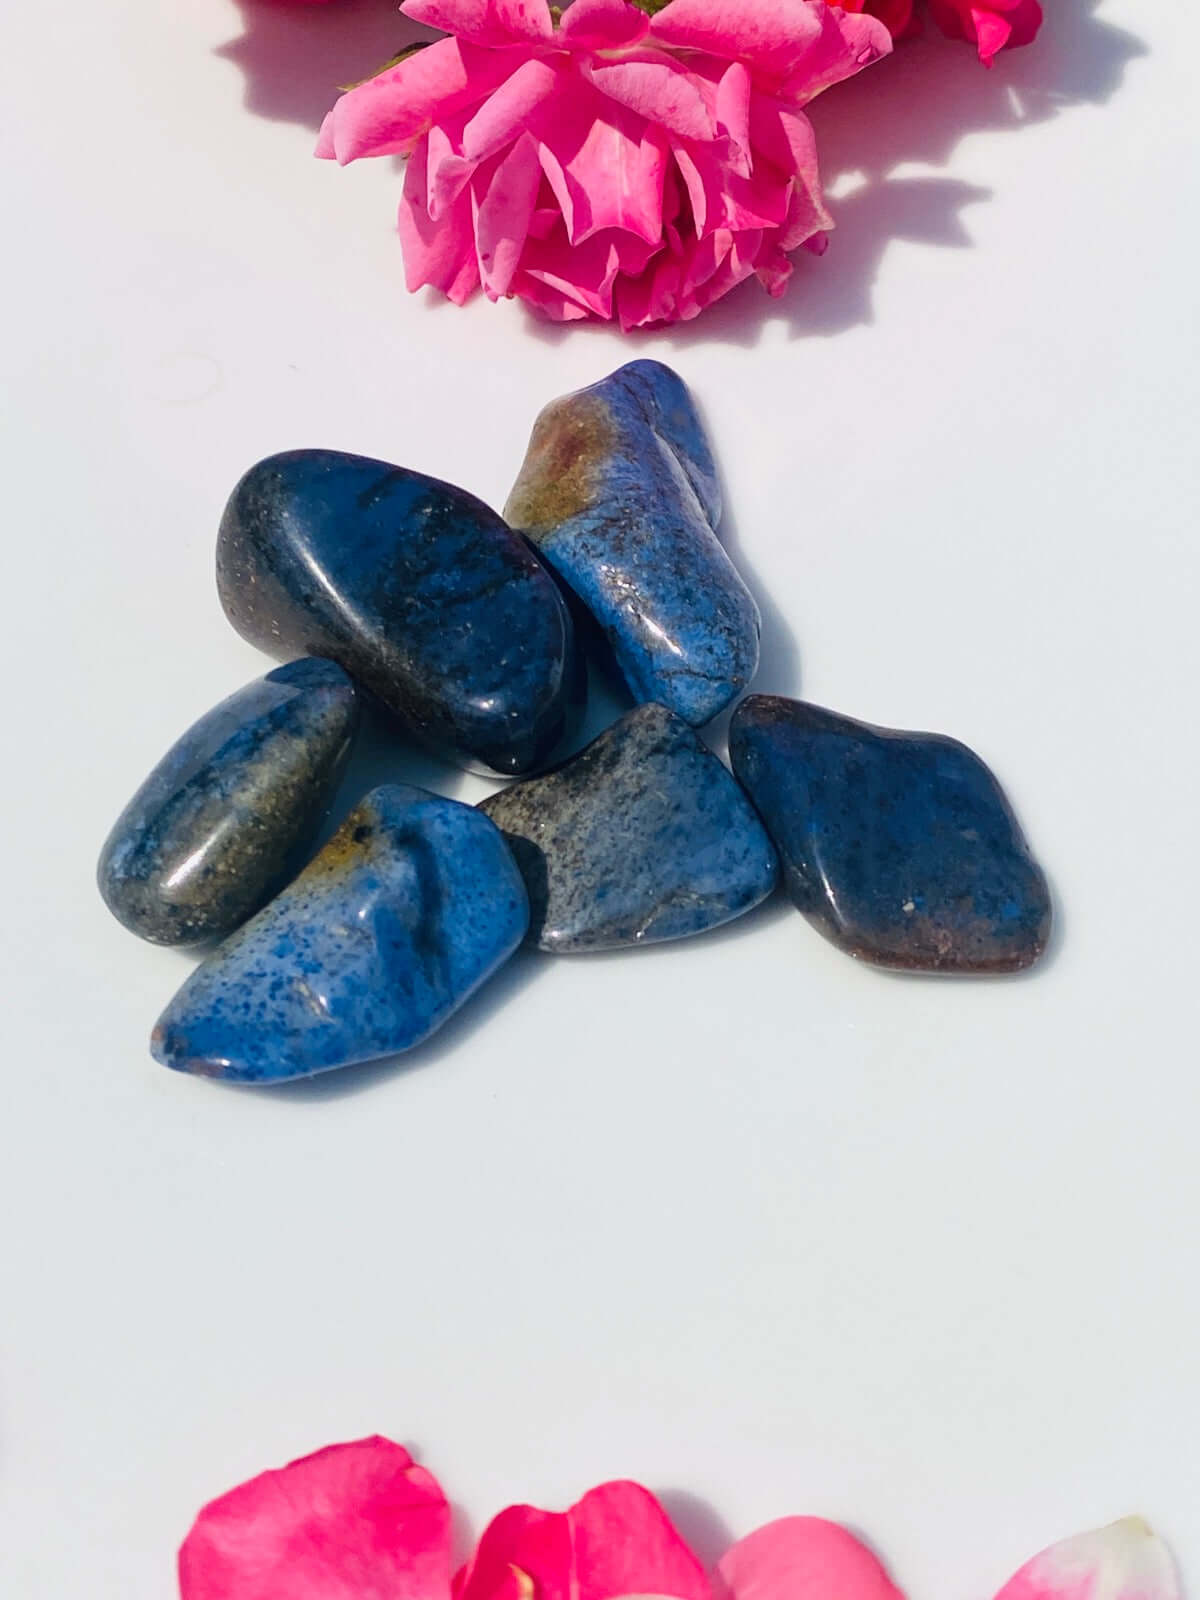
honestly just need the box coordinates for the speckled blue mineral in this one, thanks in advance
[98,658,359,945]
[151,784,529,1081]
[480,703,778,952]
[505,360,759,727]
[217,450,577,774]
[729,695,1052,973]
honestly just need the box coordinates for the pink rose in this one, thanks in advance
[316,0,891,328]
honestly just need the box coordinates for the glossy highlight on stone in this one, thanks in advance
[152,784,529,1082]
[98,658,359,946]
[729,695,1052,973]
[480,703,778,953]
[217,449,576,774]
[505,360,759,728]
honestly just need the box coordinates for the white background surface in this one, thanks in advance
[2,0,1198,1594]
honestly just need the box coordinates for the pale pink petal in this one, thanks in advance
[715,61,752,176]
[402,0,554,46]
[474,133,542,297]
[316,39,508,165]
[716,1518,907,1600]
[582,59,716,142]
[461,57,560,161]
[457,1482,710,1600]
[673,145,789,235]
[779,178,831,249]
[650,0,887,86]
[399,139,482,302]
[748,99,819,181]
[779,11,893,103]
[531,89,666,246]
[426,121,475,220]
[178,1437,452,1600]
[558,0,650,47]
[992,1519,1182,1600]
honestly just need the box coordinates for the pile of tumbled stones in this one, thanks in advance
[98,360,1053,1085]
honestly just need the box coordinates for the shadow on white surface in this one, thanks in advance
[654,1489,736,1569]
[218,0,429,130]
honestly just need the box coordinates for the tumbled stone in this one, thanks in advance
[98,658,359,946]
[217,450,577,774]
[152,785,529,1082]
[505,360,759,728]
[480,703,778,953]
[729,695,1053,973]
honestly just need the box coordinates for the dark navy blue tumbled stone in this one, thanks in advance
[729,696,1052,974]
[98,658,359,946]
[217,450,577,774]
[480,703,778,953]
[151,784,529,1083]
[504,361,759,728]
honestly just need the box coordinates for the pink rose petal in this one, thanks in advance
[457,1481,711,1600]
[402,0,554,47]
[716,1518,907,1600]
[474,133,544,296]
[992,1518,1182,1600]
[400,140,483,302]
[582,59,717,142]
[178,1437,451,1600]
[558,0,651,48]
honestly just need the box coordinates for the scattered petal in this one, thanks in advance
[178,1437,452,1600]
[992,1519,1182,1600]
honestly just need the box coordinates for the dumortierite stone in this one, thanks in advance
[505,360,759,728]
[480,703,778,952]
[151,785,529,1082]
[217,450,576,774]
[729,696,1052,974]
[98,658,358,946]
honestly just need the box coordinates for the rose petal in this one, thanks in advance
[558,0,651,48]
[402,0,554,46]
[399,140,482,303]
[650,0,888,87]
[530,88,667,246]
[582,59,717,142]
[316,39,510,165]
[992,1518,1182,1600]
[457,1482,711,1600]
[178,1437,452,1600]
[474,133,543,296]
[461,57,560,161]
[716,1518,907,1600]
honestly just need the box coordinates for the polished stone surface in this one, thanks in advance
[218,449,576,774]
[98,658,358,945]
[152,784,529,1082]
[505,360,759,728]
[480,703,778,953]
[729,695,1052,974]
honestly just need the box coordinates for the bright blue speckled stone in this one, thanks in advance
[151,784,529,1082]
[505,360,759,727]
[98,658,359,946]
[729,696,1052,974]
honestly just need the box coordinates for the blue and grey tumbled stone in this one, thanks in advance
[729,695,1053,974]
[217,450,577,775]
[479,703,778,953]
[98,658,359,946]
[504,360,759,728]
[151,784,529,1083]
